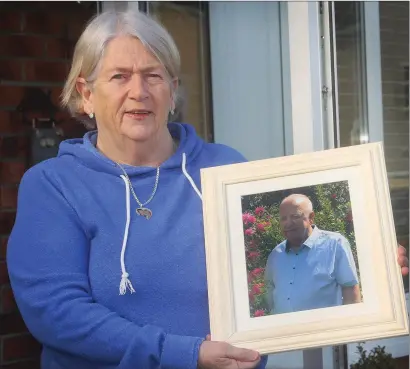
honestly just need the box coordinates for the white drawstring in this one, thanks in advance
[182,153,202,201]
[118,153,201,296]
[119,175,136,295]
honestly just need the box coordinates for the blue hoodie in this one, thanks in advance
[7,123,268,369]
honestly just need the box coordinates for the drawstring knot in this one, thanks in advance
[120,272,135,295]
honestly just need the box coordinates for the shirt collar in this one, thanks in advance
[285,225,320,252]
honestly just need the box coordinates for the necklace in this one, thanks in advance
[117,163,160,220]
[114,138,178,220]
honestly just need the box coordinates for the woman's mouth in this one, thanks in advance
[125,110,153,120]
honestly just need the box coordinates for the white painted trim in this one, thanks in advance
[308,1,326,152]
[287,2,314,154]
[287,2,330,155]
[320,2,337,150]
[279,3,294,157]
[285,5,338,368]
[364,2,384,144]
[329,2,341,149]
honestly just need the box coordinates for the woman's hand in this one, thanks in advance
[198,340,261,369]
[398,244,409,276]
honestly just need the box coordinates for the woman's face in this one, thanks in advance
[79,35,176,143]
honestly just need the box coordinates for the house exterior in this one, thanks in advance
[0,1,408,368]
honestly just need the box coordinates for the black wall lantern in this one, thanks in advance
[16,87,65,165]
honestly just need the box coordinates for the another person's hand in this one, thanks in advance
[198,340,261,369]
[398,244,409,276]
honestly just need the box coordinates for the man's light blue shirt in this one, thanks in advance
[264,225,359,314]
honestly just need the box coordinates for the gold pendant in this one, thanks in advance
[136,207,152,220]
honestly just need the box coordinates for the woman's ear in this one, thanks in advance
[76,77,93,115]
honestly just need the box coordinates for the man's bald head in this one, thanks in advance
[279,193,315,247]
[280,194,313,214]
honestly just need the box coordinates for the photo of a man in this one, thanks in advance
[264,193,361,315]
[241,181,362,318]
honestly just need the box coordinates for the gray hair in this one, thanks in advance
[60,9,181,129]
[281,194,314,214]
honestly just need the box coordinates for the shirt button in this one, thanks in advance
[287,298,290,300]
[296,253,298,256]
[293,267,296,269]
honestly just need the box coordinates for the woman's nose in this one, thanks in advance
[128,74,149,100]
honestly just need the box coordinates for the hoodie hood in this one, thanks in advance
[57,122,204,176]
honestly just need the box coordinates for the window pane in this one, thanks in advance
[148,1,213,142]
[334,2,369,146]
[379,1,409,291]
[335,1,409,291]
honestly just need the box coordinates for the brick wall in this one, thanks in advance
[0,2,96,367]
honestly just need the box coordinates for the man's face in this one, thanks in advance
[279,201,314,245]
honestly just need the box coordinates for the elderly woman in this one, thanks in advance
[6,8,408,369]
[6,9,265,369]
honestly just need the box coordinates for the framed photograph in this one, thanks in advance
[200,142,409,355]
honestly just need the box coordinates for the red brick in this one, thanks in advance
[0,260,9,284]
[0,237,7,259]
[0,111,26,134]
[0,311,28,335]
[0,87,25,108]
[60,119,88,139]
[67,12,94,41]
[2,333,42,362]
[46,38,72,59]
[0,60,22,81]
[0,111,14,133]
[0,136,29,159]
[0,35,45,58]
[1,359,41,369]
[0,212,16,235]
[0,284,16,314]
[0,12,23,32]
[24,12,65,35]
[50,87,63,108]
[24,60,69,83]
[0,186,18,209]
[55,110,71,122]
[0,162,27,183]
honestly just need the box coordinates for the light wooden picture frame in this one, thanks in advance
[200,142,409,355]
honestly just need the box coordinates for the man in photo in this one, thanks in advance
[264,193,360,315]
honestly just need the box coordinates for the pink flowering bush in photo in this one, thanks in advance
[241,181,357,318]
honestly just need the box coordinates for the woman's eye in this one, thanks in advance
[146,73,162,81]
[112,74,126,80]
